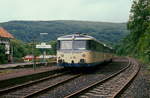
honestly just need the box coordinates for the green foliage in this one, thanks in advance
[47,41,57,55]
[0,39,57,64]
[116,0,150,63]
[0,20,128,46]
[11,39,28,58]
[0,45,7,64]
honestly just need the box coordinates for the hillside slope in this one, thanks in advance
[0,20,128,45]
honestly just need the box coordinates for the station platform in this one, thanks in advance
[0,62,55,69]
[0,63,34,69]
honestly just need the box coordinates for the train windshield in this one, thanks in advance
[60,40,72,49]
[73,40,86,50]
[60,40,86,50]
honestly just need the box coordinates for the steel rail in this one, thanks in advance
[64,58,131,98]
[0,66,63,83]
[113,58,140,98]
[0,72,68,95]
[23,74,81,98]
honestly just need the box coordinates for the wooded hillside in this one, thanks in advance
[0,20,128,46]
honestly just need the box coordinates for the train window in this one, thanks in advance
[59,40,86,50]
[87,40,102,51]
[103,47,107,52]
[96,42,103,52]
[103,47,112,53]
[87,40,112,52]
[87,40,91,50]
[60,40,72,49]
[73,40,86,50]
[57,41,60,50]
[87,40,96,50]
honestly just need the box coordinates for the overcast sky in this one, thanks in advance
[0,0,132,23]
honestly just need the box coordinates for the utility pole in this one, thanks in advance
[40,33,48,65]
[10,41,14,63]
[32,38,36,70]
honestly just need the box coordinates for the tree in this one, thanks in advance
[128,0,150,40]
[0,45,7,64]
[47,41,57,55]
[116,0,150,62]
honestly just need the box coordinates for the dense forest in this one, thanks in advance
[0,20,128,46]
[116,0,150,63]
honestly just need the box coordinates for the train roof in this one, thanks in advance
[57,34,95,40]
[57,33,113,49]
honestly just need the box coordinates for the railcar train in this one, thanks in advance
[57,33,113,67]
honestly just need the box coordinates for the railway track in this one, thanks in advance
[65,58,140,98]
[29,58,129,98]
[0,66,66,90]
[0,57,139,98]
[0,71,81,98]
[0,72,67,93]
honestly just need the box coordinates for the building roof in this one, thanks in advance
[0,27,14,39]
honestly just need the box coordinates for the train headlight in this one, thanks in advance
[60,54,64,57]
[58,59,62,63]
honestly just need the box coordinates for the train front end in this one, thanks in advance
[57,34,93,67]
